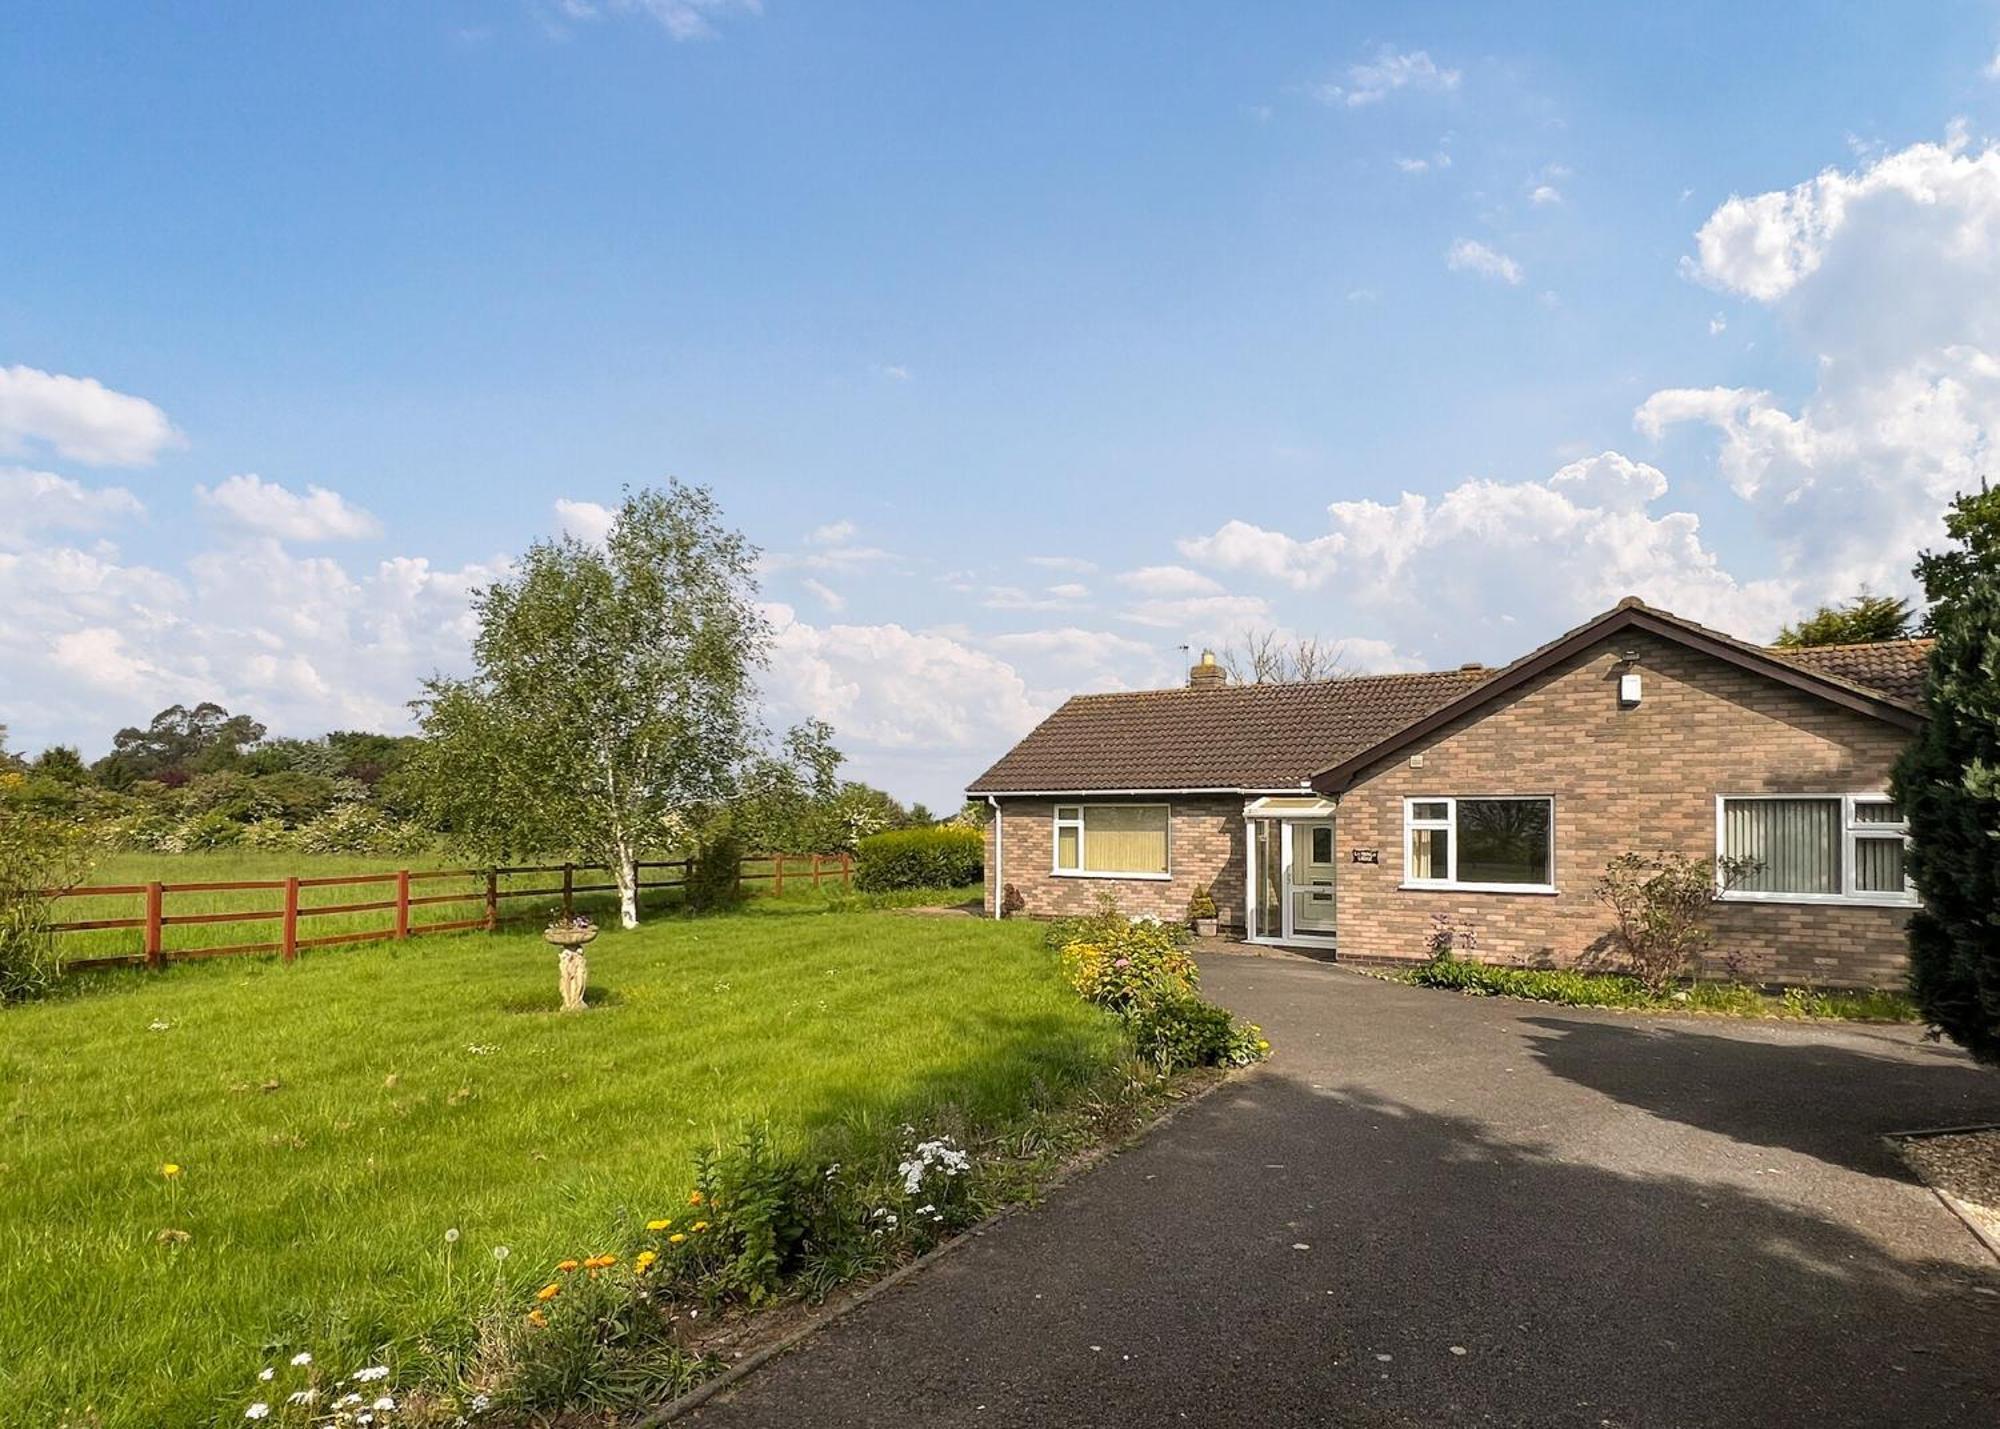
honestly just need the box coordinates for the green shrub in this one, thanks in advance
[1408,958,1653,1006]
[1403,958,1919,1021]
[292,801,433,856]
[1128,994,1268,1072]
[0,811,91,1002]
[686,830,745,912]
[175,810,245,851]
[1777,985,1920,1022]
[1594,850,1759,993]
[1047,903,1268,1071]
[1896,508,2000,1062]
[852,826,982,891]
[1042,894,1131,953]
[694,1128,820,1304]
[1057,920,1199,1017]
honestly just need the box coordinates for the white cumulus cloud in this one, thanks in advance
[0,365,183,467]
[1447,239,1524,285]
[1115,564,1225,598]
[1,468,144,547]
[762,603,1054,804]
[1686,131,2000,313]
[1651,133,2000,599]
[0,535,498,760]
[1178,451,1795,650]
[197,474,382,542]
[554,497,616,544]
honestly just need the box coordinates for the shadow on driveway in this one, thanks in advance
[1516,1014,2000,1176]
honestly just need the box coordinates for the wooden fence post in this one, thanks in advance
[484,869,499,932]
[281,877,300,963]
[774,854,785,897]
[562,862,574,919]
[395,869,410,940]
[144,882,164,969]
[810,853,822,889]
[842,853,852,888]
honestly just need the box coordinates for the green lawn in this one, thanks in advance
[1,896,1120,1425]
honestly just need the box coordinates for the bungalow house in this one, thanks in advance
[966,598,1931,989]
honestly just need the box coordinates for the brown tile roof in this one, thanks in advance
[1770,638,1933,706]
[965,668,1493,793]
[968,600,1935,798]
[1308,599,1926,792]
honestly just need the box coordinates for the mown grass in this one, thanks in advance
[47,849,826,966]
[1403,956,1920,1021]
[1,893,1121,1426]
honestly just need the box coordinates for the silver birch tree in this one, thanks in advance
[413,482,767,928]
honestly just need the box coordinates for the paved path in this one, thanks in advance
[694,956,2000,1427]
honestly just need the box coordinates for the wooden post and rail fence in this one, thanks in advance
[41,852,853,973]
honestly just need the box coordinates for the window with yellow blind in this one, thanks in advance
[1052,804,1171,878]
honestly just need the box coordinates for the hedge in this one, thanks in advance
[852,826,983,891]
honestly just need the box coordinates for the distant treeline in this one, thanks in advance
[0,703,961,858]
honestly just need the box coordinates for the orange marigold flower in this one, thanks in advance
[645,1219,672,1232]
[668,1233,687,1245]
[527,1309,548,1328]
[688,1191,704,1206]
[556,1259,580,1273]
[583,1254,616,1270]
[535,1282,562,1302]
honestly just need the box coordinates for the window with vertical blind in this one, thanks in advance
[1717,794,1914,904]
[1052,804,1171,878]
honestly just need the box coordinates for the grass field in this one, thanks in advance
[1,891,1114,1425]
[47,849,835,966]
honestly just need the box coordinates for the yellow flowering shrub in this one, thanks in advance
[1057,921,1199,1016]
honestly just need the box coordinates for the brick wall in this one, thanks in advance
[1332,632,1914,988]
[984,796,1246,931]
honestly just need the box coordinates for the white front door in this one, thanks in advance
[1285,820,1338,939]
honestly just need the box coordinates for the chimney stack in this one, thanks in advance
[1188,649,1226,690]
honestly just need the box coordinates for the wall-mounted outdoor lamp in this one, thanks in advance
[1616,647,1642,707]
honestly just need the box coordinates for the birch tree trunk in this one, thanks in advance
[613,837,639,929]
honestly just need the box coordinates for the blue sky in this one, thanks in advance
[7,2,2000,807]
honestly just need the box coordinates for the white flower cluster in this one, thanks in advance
[897,1137,970,1197]
[243,1356,407,1427]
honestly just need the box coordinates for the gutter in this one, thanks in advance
[966,786,1308,798]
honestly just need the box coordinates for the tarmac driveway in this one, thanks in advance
[693,955,2000,1427]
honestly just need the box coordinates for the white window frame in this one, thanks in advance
[1401,795,1557,895]
[1714,793,1917,907]
[1051,803,1173,881]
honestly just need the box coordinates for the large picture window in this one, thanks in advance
[1717,794,1913,904]
[1053,804,1171,878]
[1403,797,1554,891]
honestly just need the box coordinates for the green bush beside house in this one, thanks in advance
[853,826,983,892]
